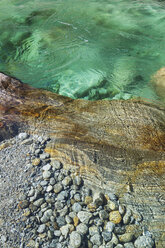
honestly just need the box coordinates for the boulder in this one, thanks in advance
[0,72,165,247]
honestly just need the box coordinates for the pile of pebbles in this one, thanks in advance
[0,133,155,248]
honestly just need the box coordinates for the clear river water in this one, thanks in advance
[0,0,165,101]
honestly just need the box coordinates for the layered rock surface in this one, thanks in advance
[0,72,165,247]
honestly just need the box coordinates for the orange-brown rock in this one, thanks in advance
[151,67,165,101]
[0,72,165,247]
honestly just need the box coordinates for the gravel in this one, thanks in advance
[0,133,155,248]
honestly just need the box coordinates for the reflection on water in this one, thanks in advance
[0,0,165,100]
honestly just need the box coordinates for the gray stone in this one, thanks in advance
[56,216,66,227]
[37,224,46,233]
[105,192,118,201]
[55,201,64,210]
[33,198,44,207]
[123,208,132,225]
[65,215,73,224]
[77,211,92,224]
[69,211,77,219]
[124,242,135,248]
[62,176,72,186]
[54,230,61,237]
[99,210,109,220]
[46,185,53,192]
[76,223,88,235]
[43,170,51,180]
[43,164,51,171]
[72,202,82,213]
[21,138,33,145]
[74,193,81,202]
[35,148,41,155]
[40,153,50,159]
[106,242,114,248]
[119,205,126,215]
[73,176,82,186]
[119,233,134,243]
[70,231,82,248]
[115,245,124,248]
[89,225,99,236]
[28,188,35,197]
[90,233,102,246]
[54,183,63,194]
[18,132,28,140]
[59,206,68,217]
[60,224,69,238]
[1,235,7,242]
[52,160,62,170]
[41,209,53,223]
[111,233,119,245]
[50,177,56,185]
[40,180,48,186]
[134,235,154,248]
[57,190,68,201]
[105,222,115,232]
[102,231,112,242]
[93,192,104,207]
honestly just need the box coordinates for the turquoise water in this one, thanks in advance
[0,0,165,100]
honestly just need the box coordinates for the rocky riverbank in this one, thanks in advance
[0,133,155,248]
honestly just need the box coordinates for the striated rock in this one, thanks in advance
[0,72,165,247]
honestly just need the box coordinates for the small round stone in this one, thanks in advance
[84,196,93,205]
[18,132,29,140]
[70,231,82,248]
[105,221,115,232]
[76,223,88,235]
[62,176,72,186]
[72,202,82,213]
[54,230,61,237]
[102,231,112,242]
[119,233,134,243]
[43,170,51,179]
[43,164,51,171]
[73,176,82,186]
[77,211,92,224]
[33,198,44,207]
[49,177,56,185]
[32,158,41,166]
[37,224,46,233]
[99,210,109,220]
[52,160,62,170]
[124,242,135,248]
[134,235,154,248]
[109,211,122,224]
[90,233,102,246]
[46,185,53,192]
[54,183,63,194]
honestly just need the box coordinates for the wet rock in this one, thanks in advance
[109,211,122,224]
[134,235,154,248]
[119,233,134,243]
[90,233,102,246]
[102,231,112,242]
[70,231,82,248]
[43,170,51,179]
[124,242,135,248]
[54,183,63,194]
[37,224,46,233]
[77,211,92,224]
[76,223,88,235]
[72,202,82,213]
